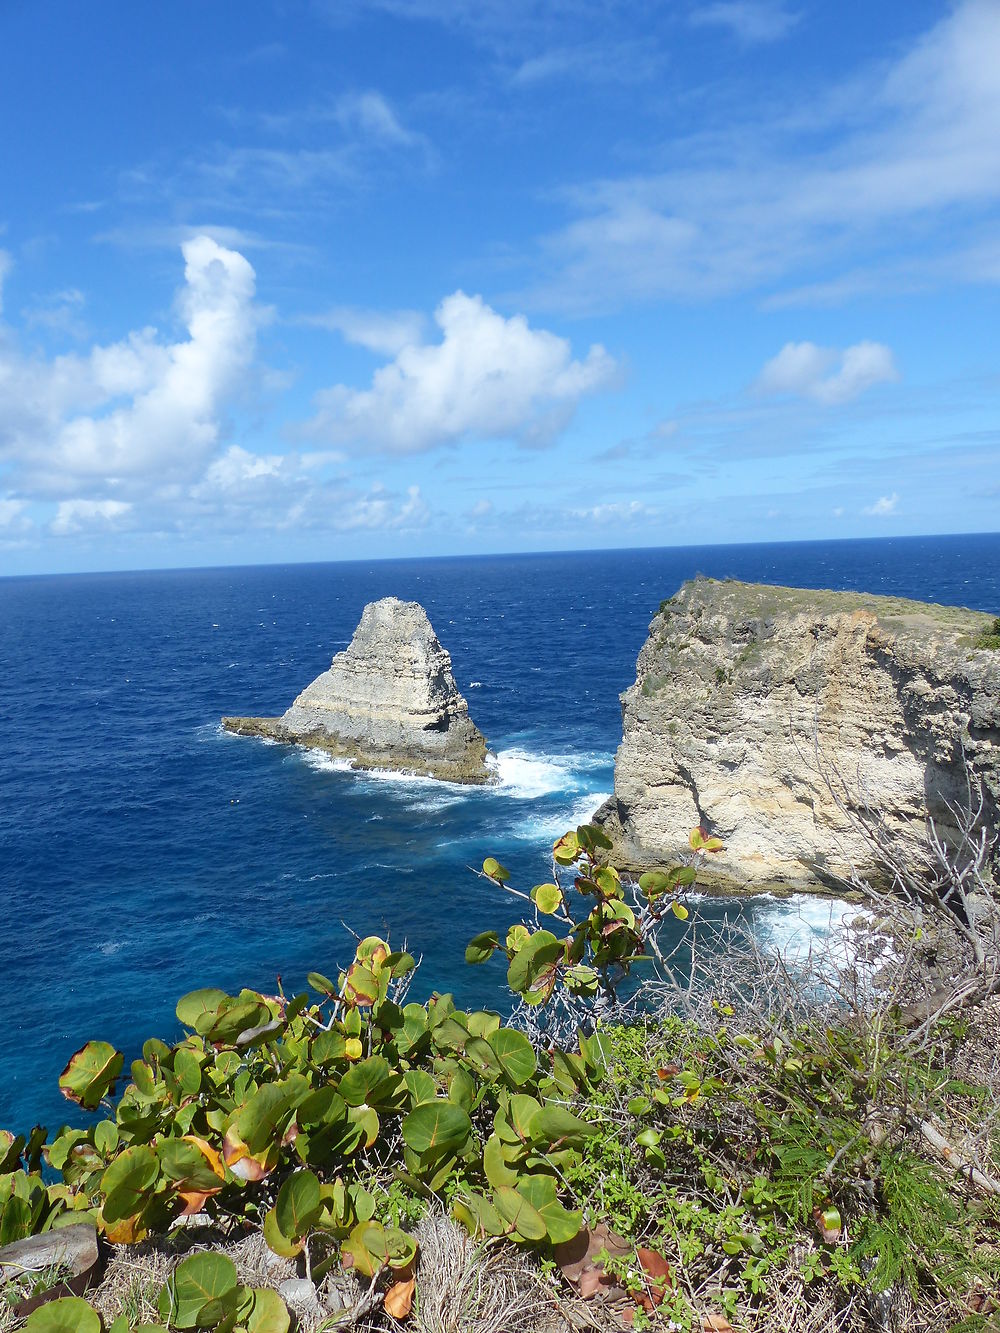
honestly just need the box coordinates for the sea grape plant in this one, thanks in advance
[467,822,722,1016]
[0,899,612,1288]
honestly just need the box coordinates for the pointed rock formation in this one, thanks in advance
[223,597,493,784]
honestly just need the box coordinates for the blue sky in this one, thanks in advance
[1,0,998,573]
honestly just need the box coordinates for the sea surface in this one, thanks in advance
[2,533,999,1134]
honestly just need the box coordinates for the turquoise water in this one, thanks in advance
[2,534,998,1133]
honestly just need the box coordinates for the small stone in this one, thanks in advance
[278,1277,321,1312]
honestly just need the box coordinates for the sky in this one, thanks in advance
[1,0,999,574]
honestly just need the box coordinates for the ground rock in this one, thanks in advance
[596,577,1000,890]
[223,597,492,784]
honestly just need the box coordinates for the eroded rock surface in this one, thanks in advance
[223,598,492,784]
[596,578,1000,890]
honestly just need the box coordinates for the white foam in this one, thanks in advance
[516,791,613,839]
[750,893,869,968]
[488,748,610,799]
[299,751,354,773]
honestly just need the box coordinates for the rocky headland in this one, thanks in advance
[223,597,493,784]
[596,577,1000,892]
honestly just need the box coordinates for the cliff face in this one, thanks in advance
[223,598,492,784]
[596,578,1000,891]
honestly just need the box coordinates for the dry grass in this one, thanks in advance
[375,1211,567,1333]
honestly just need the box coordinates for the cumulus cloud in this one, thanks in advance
[51,498,133,535]
[303,305,426,356]
[0,237,259,495]
[863,493,899,516]
[689,1,798,45]
[307,291,618,453]
[756,340,898,405]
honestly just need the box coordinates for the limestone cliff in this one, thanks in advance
[596,578,1000,891]
[223,598,492,784]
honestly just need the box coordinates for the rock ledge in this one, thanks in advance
[223,598,492,785]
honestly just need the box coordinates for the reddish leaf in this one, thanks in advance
[657,1064,679,1080]
[554,1223,630,1302]
[630,1248,672,1311]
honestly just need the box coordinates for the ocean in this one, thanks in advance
[2,533,999,1135]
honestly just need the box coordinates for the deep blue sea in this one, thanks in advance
[2,534,999,1135]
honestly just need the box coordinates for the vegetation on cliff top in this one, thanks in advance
[2,814,999,1333]
[658,577,998,643]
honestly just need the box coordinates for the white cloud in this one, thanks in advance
[469,498,494,518]
[24,288,88,340]
[511,39,661,86]
[186,444,430,535]
[756,340,898,405]
[526,1,1000,310]
[0,498,28,529]
[307,290,619,453]
[689,1,798,45]
[333,91,422,147]
[863,493,899,516]
[571,499,657,524]
[0,237,259,495]
[339,482,430,530]
[303,305,426,356]
[51,498,133,535]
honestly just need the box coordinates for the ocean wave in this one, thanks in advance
[487,748,611,800]
[514,791,613,839]
[299,751,354,773]
[750,894,858,962]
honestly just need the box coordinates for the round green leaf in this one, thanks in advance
[481,857,510,883]
[175,989,228,1031]
[306,971,336,995]
[158,1252,238,1330]
[530,883,563,915]
[506,931,562,997]
[493,1186,546,1241]
[173,1047,204,1096]
[275,1169,321,1240]
[244,1288,291,1333]
[25,1298,102,1333]
[486,1029,536,1086]
[464,930,499,964]
[58,1040,123,1110]
[401,1101,472,1154]
[339,1055,392,1108]
[101,1144,160,1223]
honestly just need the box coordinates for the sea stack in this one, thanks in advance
[223,597,493,784]
[595,577,1000,892]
